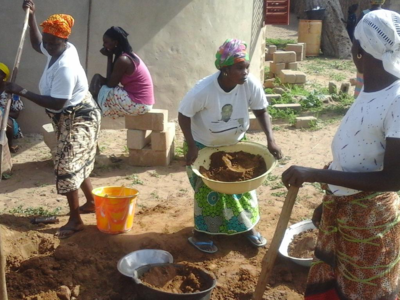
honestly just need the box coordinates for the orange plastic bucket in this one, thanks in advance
[92,186,139,234]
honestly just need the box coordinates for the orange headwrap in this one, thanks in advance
[40,14,74,39]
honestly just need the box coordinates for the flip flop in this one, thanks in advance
[246,232,267,247]
[55,226,84,239]
[188,237,218,254]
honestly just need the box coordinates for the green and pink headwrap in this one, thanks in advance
[215,39,249,70]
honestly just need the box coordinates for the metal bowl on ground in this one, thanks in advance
[279,219,317,267]
[117,249,173,277]
[191,141,277,194]
[133,263,217,300]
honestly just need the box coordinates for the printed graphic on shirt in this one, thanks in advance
[209,104,245,134]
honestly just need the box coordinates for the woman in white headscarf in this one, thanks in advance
[283,10,400,300]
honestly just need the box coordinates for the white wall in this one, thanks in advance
[0,0,265,133]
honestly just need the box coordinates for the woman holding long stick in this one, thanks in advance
[283,10,400,300]
[6,0,101,238]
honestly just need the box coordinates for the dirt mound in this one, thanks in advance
[200,151,267,182]
[141,263,213,293]
[288,229,318,259]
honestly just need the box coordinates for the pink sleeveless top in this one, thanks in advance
[120,53,155,105]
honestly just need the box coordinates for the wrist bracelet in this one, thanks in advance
[20,89,28,95]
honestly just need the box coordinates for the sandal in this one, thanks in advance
[246,232,267,247]
[188,237,218,254]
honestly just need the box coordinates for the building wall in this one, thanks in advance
[0,0,265,133]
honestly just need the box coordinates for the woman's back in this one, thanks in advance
[120,53,154,105]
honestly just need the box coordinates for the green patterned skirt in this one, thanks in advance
[184,141,260,235]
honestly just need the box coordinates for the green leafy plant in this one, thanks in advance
[9,205,61,216]
[125,174,143,185]
[266,38,297,50]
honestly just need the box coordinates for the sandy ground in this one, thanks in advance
[0,15,357,300]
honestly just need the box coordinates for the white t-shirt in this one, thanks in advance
[178,72,268,147]
[329,80,400,195]
[39,42,88,113]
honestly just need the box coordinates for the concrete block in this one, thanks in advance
[285,44,304,61]
[128,142,174,167]
[127,129,151,150]
[265,54,274,61]
[248,112,272,131]
[273,51,296,64]
[264,79,275,89]
[295,116,318,129]
[297,43,306,60]
[285,44,303,52]
[151,122,175,151]
[272,103,302,112]
[270,62,285,74]
[125,109,168,131]
[279,70,307,84]
[266,94,282,103]
[267,45,277,54]
[340,82,350,94]
[329,82,337,94]
[286,62,298,70]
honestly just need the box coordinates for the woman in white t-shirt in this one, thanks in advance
[6,1,101,239]
[282,10,400,300]
[178,39,282,253]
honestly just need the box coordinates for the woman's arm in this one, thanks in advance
[106,56,133,88]
[253,108,282,159]
[282,137,400,191]
[178,112,198,165]
[5,83,67,111]
[23,0,42,54]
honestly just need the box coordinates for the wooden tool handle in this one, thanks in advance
[253,186,299,300]
[0,8,30,145]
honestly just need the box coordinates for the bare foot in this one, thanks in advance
[55,221,84,239]
[79,202,95,214]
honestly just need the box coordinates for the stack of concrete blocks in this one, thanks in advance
[126,109,175,166]
[42,123,57,160]
[265,45,277,61]
[285,43,306,61]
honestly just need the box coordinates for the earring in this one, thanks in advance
[357,54,362,59]
[223,72,227,76]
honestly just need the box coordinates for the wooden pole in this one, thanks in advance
[0,9,30,300]
[0,8,30,180]
[0,226,7,300]
[253,186,299,300]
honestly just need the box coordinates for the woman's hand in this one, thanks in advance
[282,165,316,189]
[312,203,323,229]
[185,145,199,166]
[23,0,35,14]
[5,83,24,95]
[268,141,283,159]
[100,47,113,57]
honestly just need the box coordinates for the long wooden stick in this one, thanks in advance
[0,8,30,179]
[0,9,30,300]
[0,226,7,300]
[253,186,299,300]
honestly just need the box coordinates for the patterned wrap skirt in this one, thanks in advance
[46,93,101,195]
[97,85,152,118]
[305,191,400,300]
[184,141,260,235]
